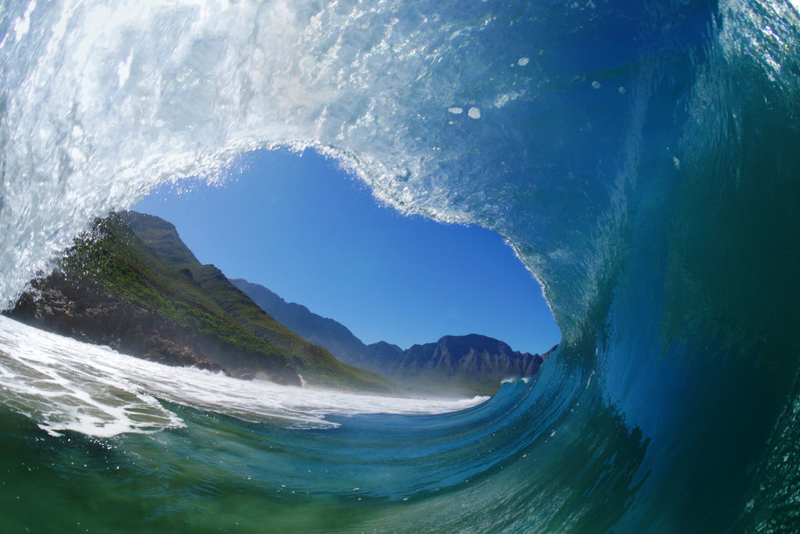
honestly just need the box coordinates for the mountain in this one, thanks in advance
[233,278,556,396]
[384,335,552,395]
[230,279,393,370]
[5,212,396,393]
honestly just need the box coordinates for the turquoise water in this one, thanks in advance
[2,0,800,531]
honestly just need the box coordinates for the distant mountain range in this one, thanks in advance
[233,279,557,396]
[5,212,396,393]
[7,210,555,397]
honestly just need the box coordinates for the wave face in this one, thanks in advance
[2,0,800,531]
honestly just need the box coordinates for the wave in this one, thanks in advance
[2,0,800,531]
[0,316,486,436]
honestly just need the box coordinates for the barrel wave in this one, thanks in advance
[2,0,800,532]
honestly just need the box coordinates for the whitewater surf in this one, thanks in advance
[2,0,800,532]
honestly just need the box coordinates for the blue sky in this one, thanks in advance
[134,148,560,354]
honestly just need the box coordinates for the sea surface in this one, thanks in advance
[2,0,800,532]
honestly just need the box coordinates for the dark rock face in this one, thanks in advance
[234,278,558,396]
[6,272,225,374]
[5,268,303,386]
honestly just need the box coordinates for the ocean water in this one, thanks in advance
[1,0,800,532]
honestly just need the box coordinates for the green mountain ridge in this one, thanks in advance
[6,211,397,394]
[233,278,557,396]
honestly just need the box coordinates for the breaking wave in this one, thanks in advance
[2,0,800,531]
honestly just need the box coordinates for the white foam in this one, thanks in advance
[501,377,531,385]
[13,0,36,41]
[117,52,133,87]
[494,92,522,108]
[0,317,486,437]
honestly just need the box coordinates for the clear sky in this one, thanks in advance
[134,148,560,354]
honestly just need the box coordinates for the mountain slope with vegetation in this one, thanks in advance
[6,212,396,393]
[233,278,557,396]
